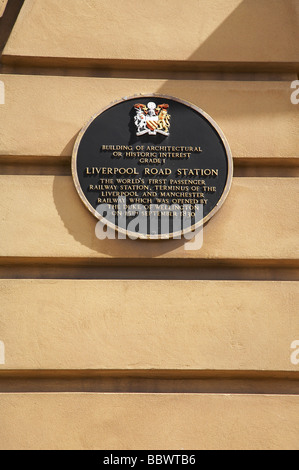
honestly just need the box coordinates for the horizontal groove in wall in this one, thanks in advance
[0,370,298,395]
[0,156,298,177]
[0,63,297,82]
[0,156,70,175]
[0,262,298,281]
[1,258,298,269]
[2,56,299,75]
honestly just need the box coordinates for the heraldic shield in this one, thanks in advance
[134,101,171,136]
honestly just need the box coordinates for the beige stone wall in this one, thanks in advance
[1,394,299,450]
[0,0,298,450]
[3,0,299,67]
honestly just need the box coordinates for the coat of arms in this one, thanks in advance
[134,102,171,136]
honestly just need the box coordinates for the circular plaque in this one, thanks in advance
[72,94,233,239]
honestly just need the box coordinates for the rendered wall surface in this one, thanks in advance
[0,0,298,450]
[3,0,299,66]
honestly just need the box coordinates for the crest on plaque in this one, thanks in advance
[134,101,171,136]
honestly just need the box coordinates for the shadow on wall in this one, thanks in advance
[52,0,298,257]
[182,0,298,64]
[0,0,24,56]
[52,175,188,257]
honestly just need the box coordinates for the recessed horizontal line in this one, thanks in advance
[0,64,296,82]
[0,370,298,395]
[0,262,298,281]
[1,56,298,77]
